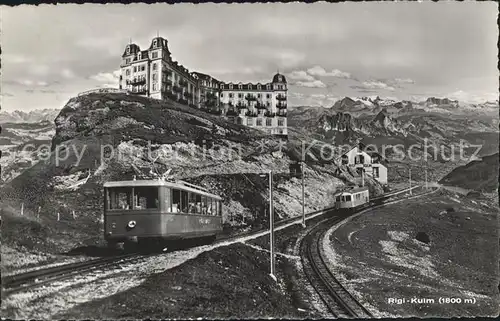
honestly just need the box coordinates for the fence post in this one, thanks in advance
[72,210,76,220]
[57,212,60,221]
[37,206,41,218]
[21,203,24,216]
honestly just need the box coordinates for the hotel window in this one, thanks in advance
[133,66,137,72]
[152,63,157,70]
[267,85,271,90]
[229,84,233,89]
[229,93,233,98]
[266,118,272,126]
[153,83,157,91]
[153,40,157,47]
[278,119,284,127]
[220,93,224,98]
[247,118,253,126]
[256,119,262,126]
[152,52,158,59]
[127,47,130,54]
[126,58,131,64]
[126,69,130,76]
[257,85,261,90]
[141,66,145,71]
[266,94,271,99]
[257,94,261,98]
[238,84,243,89]
[138,53,141,60]
[238,93,243,98]
[266,101,270,107]
[153,74,157,81]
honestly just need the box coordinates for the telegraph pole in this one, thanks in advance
[361,169,365,187]
[409,166,412,195]
[301,162,305,228]
[425,167,428,190]
[269,170,275,279]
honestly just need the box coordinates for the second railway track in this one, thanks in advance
[2,253,148,295]
[301,217,373,318]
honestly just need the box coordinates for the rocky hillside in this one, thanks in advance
[1,92,386,253]
[439,153,499,192]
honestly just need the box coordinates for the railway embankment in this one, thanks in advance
[323,189,499,317]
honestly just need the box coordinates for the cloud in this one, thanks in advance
[353,80,396,91]
[394,78,415,84]
[446,90,498,104]
[18,80,47,86]
[61,68,76,79]
[307,65,351,78]
[90,70,121,83]
[295,80,327,88]
[288,70,315,82]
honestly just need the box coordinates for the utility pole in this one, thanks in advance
[301,162,305,228]
[425,167,428,190]
[260,170,275,280]
[409,166,412,195]
[269,170,275,279]
[361,169,365,187]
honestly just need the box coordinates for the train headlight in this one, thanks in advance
[127,220,137,229]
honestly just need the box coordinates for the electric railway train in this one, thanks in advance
[334,186,370,213]
[103,178,223,250]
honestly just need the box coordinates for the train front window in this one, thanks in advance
[108,187,132,210]
[133,186,159,209]
[345,195,352,202]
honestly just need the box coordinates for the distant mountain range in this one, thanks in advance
[0,109,61,123]
[288,96,499,161]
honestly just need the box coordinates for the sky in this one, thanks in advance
[1,2,498,111]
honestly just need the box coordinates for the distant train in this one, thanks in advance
[103,178,223,250]
[334,186,370,213]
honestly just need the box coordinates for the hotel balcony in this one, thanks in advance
[236,102,247,109]
[276,102,287,109]
[264,111,276,117]
[127,78,146,85]
[277,111,287,117]
[255,101,267,109]
[130,88,147,95]
[276,94,287,101]
[245,111,258,117]
[179,79,189,87]
[173,85,182,93]
[245,94,257,101]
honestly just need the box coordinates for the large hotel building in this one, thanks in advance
[119,36,288,136]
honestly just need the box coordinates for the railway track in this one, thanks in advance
[301,218,373,318]
[2,253,148,295]
[300,186,438,318]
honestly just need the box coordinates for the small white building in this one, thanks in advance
[339,144,388,185]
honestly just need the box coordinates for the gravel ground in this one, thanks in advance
[323,189,499,318]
